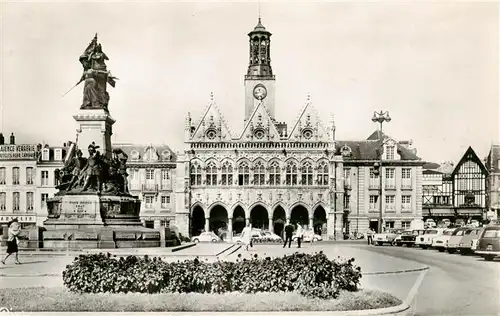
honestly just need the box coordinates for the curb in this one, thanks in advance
[215,244,236,257]
[363,266,429,276]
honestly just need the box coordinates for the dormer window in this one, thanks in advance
[341,145,352,157]
[130,150,140,161]
[385,145,395,160]
[42,148,50,161]
[54,149,62,161]
[161,150,172,161]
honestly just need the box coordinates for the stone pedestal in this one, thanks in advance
[42,193,160,249]
[73,109,115,159]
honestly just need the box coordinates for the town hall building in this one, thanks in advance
[178,18,425,240]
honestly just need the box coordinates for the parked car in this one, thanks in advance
[425,219,437,229]
[293,230,322,242]
[191,232,221,243]
[233,229,263,244]
[373,228,404,246]
[261,230,283,242]
[458,227,484,254]
[431,228,457,252]
[396,229,425,247]
[415,228,447,249]
[392,230,407,246]
[446,227,471,254]
[475,225,500,261]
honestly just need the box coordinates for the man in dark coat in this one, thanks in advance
[283,223,294,248]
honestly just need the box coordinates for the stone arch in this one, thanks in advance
[313,205,327,235]
[232,205,246,234]
[288,201,311,219]
[209,204,228,237]
[272,205,286,237]
[249,203,270,230]
[190,205,205,237]
[290,204,310,228]
[205,158,219,169]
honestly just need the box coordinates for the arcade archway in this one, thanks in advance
[313,206,327,235]
[190,205,205,237]
[232,206,246,234]
[209,205,228,236]
[273,206,286,237]
[290,205,309,227]
[250,205,269,229]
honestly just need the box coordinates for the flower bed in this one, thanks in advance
[63,251,362,300]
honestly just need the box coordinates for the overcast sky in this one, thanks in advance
[1,1,498,163]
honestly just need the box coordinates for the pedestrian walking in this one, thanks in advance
[283,223,294,248]
[2,218,21,265]
[366,228,374,245]
[296,223,304,248]
[241,223,252,251]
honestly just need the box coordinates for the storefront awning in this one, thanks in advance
[423,208,454,217]
[457,209,483,216]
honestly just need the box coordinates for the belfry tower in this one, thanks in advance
[244,17,276,123]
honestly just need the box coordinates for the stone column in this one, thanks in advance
[205,218,210,232]
[286,216,290,225]
[269,217,273,233]
[245,217,250,226]
[154,219,161,229]
[228,218,233,242]
[309,217,313,232]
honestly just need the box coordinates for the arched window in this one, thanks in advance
[301,162,313,185]
[286,161,298,186]
[317,161,329,186]
[269,161,281,185]
[253,161,265,185]
[221,162,233,186]
[206,161,217,186]
[190,164,202,186]
[238,162,250,186]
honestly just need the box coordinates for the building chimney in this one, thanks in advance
[9,133,15,145]
[0,133,4,145]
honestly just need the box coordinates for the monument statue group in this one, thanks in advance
[41,35,160,249]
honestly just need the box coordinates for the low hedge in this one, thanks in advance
[62,252,362,300]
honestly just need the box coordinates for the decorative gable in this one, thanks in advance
[288,96,330,142]
[190,93,232,142]
[239,101,281,141]
[143,145,159,162]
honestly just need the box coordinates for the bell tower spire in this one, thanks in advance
[244,16,276,123]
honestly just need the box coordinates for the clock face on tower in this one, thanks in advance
[253,84,267,100]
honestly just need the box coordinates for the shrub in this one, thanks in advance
[62,252,362,300]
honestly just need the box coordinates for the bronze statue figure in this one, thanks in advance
[63,34,117,111]
[112,148,129,194]
[81,142,103,193]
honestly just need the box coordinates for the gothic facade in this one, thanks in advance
[180,19,345,240]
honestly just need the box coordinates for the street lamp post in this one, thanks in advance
[372,110,391,233]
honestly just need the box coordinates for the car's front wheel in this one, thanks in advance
[193,239,199,243]
[312,238,318,242]
[484,254,495,261]
[211,239,217,242]
[421,245,428,249]
[377,241,383,246]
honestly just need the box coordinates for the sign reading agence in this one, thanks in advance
[0,144,37,160]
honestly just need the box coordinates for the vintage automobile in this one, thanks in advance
[431,228,457,252]
[191,232,221,243]
[475,225,500,261]
[446,227,471,254]
[261,230,283,242]
[395,229,425,247]
[415,228,447,249]
[233,229,263,244]
[293,230,323,242]
[458,227,484,254]
[373,228,404,246]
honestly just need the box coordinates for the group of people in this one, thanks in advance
[239,222,306,251]
[2,218,21,265]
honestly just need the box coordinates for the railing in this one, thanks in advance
[401,206,413,213]
[142,184,159,193]
[401,182,413,190]
[369,183,380,190]
[385,206,396,213]
[368,207,379,213]
[385,183,396,190]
